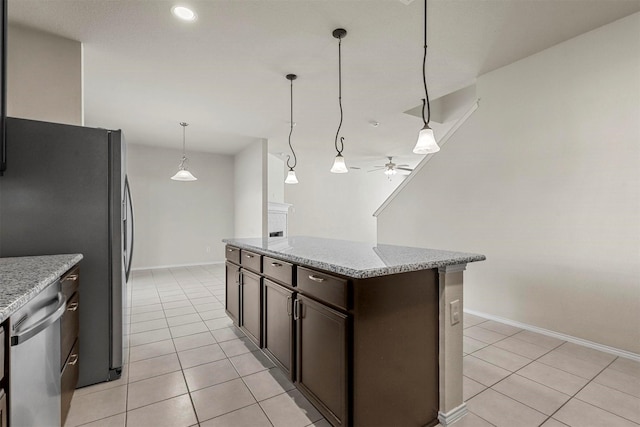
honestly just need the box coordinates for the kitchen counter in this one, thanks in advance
[222,236,485,279]
[0,254,83,323]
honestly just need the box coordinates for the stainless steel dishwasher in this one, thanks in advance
[10,279,66,426]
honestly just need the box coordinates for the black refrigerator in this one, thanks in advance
[0,117,134,387]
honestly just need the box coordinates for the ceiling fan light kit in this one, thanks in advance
[285,73,299,184]
[369,156,413,180]
[330,28,349,174]
[171,122,198,181]
[413,0,440,155]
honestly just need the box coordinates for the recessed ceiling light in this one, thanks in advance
[172,6,197,22]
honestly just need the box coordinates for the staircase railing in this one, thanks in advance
[373,99,480,217]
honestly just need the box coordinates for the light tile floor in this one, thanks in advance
[65,265,640,427]
[460,313,640,427]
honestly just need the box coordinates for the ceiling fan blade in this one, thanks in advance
[397,167,414,172]
[397,164,410,167]
[368,167,386,172]
[349,166,361,170]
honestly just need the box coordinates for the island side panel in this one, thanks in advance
[352,269,440,427]
[438,264,467,425]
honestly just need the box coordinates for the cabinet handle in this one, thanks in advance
[293,299,300,320]
[65,274,78,282]
[67,302,79,311]
[308,275,325,282]
[238,271,243,286]
[245,254,254,259]
[228,248,235,252]
[271,262,282,267]
[286,296,292,316]
[68,354,79,366]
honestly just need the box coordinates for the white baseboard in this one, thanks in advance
[131,261,224,271]
[464,309,640,362]
[438,403,468,426]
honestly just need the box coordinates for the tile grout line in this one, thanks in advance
[540,356,620,425]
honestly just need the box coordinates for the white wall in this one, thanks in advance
[127,144,234,269]
[234,140,268,238]
[285,147,401,243]
[268,153,285,203]
[7,24,82,125]
[377,13,640,354]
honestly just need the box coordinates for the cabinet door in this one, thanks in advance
[0,390,5,427]
[263,279,294,379]
[240,270,262,347]
[296,295,348,426]
[225,262,241,325]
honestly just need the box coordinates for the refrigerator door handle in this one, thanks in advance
[124,175,134,282]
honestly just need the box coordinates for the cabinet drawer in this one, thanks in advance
[61,339,79,426]
[241,250,262,273]
[226,245,241,265]
[61,292,80,368]
[263,256,294,288]
[61,266,79,299]
[297,267,349,311]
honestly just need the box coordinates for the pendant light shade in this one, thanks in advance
[413,0,440,155]
[331,28,349,174]
[285,74,299,184]
[171,169,197,181]
[330,153,348,174]
[285,170,299,184]
[413,124,439,154]
[171,122,197,181]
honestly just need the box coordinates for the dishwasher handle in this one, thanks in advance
[11,292,67,346]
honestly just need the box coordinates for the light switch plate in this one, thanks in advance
[450,299,460,326]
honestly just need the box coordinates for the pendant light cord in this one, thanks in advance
[182,124,186,156]
[179,122,188,168]
[335,36,345,155]
[422,0,431,127]
[286,78,297,170]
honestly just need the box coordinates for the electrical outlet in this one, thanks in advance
[450,299,460,326]
[206,246,211,253]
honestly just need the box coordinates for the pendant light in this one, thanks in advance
[171,122,197,181]
[284,74,299,184]
[330,28,349,174]
[413,0,440,155]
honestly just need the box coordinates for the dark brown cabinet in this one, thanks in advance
[225,261,241,325]
[263,279,294,379]
[60,265,80,426]
[224,245,440,427]
[0,390,5,427]
[61,340,79,426]
[226,245,263,348]
[296,295,348,427]
[0,323,5,427]
[240,270,262,347]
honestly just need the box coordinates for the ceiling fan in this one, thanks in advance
[368,157,413,178]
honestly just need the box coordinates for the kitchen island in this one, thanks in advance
[222,236,485,427]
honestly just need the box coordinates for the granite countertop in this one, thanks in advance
[0,254,83,323]
[222,236,485,279]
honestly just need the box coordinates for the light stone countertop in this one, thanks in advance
[0,254,83,323]
[222,236,485,279]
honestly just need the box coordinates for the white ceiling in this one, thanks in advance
[8,0,640,169]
